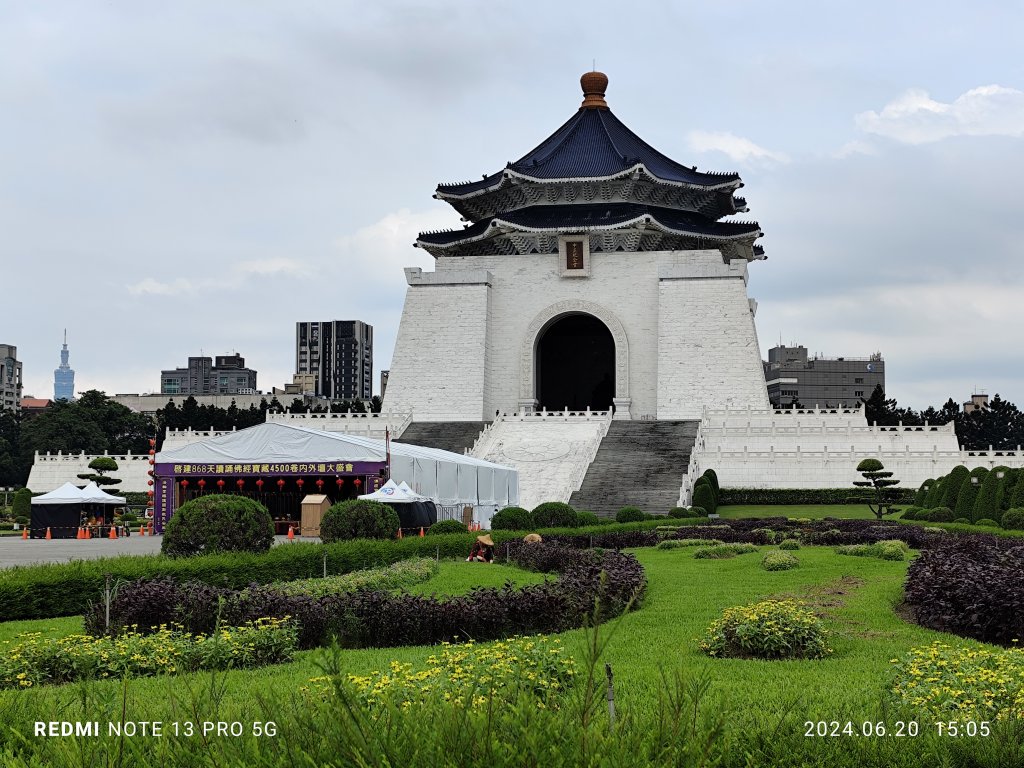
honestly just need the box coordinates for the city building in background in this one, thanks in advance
[963,393,989,414]
[764,344,885,408]
[160,353,258,395]
[295,321,373,400]
[380,370,389,398]
[0,344,23,414]
[53,330,75,401]
[20,397,53,417]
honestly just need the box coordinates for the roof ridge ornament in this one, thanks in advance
[580,71,609,110]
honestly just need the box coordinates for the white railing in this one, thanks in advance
[269,410,414,437]
[34,451,152,463]
[566,413,614,494]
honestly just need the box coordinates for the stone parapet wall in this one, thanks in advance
[27,452,153,493]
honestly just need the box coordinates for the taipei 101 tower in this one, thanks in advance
[54,330,75,401]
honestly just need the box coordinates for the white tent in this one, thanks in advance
[358,479,411,503]
[397,481,429,502]
[157,422,518,521]
[80,482,126,505]
[31,482,88,505]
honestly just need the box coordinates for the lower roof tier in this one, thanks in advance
[416,203,764,261]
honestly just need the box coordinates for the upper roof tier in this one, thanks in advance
[435,72,745,221]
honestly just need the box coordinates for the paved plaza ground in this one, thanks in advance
[0,534,314,568]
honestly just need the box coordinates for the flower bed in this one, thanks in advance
[305,635,576,710]
[0,618,296,689]
[693,543,758,560]
[89,543,647,650]
[889,642,1024,721]
[270,558,438,598]
[835,540,908,561]
[699,599,831,660]
[904,536,1024,645]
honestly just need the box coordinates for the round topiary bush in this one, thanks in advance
[953,517,971,525]
[576,510,600,527]
[692,482,717,515]
[928,507,955,523]
[779,538,800,550]
[161,494,275,557]
[1002,508,1024,530]
[428,519,468,535]
[761,550,799,571]
[615,506,645,523]
[668,507,689,519]
[974,518,1000,528]
[319,499,401,543]
[900,508,919,520]
[688,507,708,518]
[531,502,578,529]
[699,599,830,660]
[490,506,532,531]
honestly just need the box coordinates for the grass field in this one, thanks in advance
[717,503,878,519]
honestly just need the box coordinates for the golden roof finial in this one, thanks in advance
[580,71,609,109]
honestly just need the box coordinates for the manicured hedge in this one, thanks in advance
[161,495,274,557]
[490,506,532,531]
[530,502,578,529]
[428,519,468,535]
[90,543,647,650]
[717,487,915,506]
[320,499,400,542]
[905,535,1024,645]
[615,506,645,523]
[691,482,717,515]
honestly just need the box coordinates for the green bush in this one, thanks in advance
[656,538,724,550]
[688,507,707,518]
[954,468,987,520]
[667,507,688,519]
[836,540,907,561]
[691,482,717,515]
[761,550,799,571]
[575,511,600,527]
[971,466,1008,523]
[717,487,915,506]
[953,517,971,525]
[272,558,438,597]
[490,506,532,531]
[14,516,28,527]
[693,543,757,560]
[1008,473,1024,511]
[702,469,720,498]
[12,489,31,519]
[615,506,646,523]
[428,519,468,535]
[939,465,970,510]
[900,507,920,520]
[922,478,945,509]
[778,539,800,550]
[750,527,777,544]
[974,518,1000,528]
[1002,508,1024,530]
[927,507,955,523]
[161,495,274,558]
[0,522,12,531]
[530,502,578,529]
[699,599,830,660]
[913,479,933,507]
[320,499,400,543]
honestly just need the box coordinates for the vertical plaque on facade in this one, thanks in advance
[558,236,591,277]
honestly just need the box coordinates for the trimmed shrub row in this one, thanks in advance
[904,535,1024,645]
[88,543,647,650]
[835,540,908,561]
[761,550,799,571]
[718,487,915,506]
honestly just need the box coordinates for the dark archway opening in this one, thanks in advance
[537,314,615,411]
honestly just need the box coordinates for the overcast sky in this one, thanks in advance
[3,2,1022,410]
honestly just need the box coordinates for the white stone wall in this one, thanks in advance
[470,411,612,510]
[383,269,492,420]
[657,259,770,419]
[27,452,154,493]
[384,249,769,421]
[681,406,1024,503]
[162,428,236,451]
[266,412,412,440]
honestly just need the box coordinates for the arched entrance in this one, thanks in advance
[536,314,615,411]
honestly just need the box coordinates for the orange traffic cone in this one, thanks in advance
[45,527,52,540]
[139,524,146,536]
[287,526,295,541]
[419,527,425,537]
[85,527,91,539]
[76,527,83,540]
[109,525,117,540]
[21,528,27,540]
[397,528,403,539]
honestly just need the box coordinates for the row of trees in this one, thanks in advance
[861,385,1024,451]
[914,464,1024,524]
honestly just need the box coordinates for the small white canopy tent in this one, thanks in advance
[31,482,89,504]
[396,481,429,502]
[358,479,411,503]
[80,482,126,505]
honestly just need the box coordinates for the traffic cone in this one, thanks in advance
[139,524,146,536]
[45,527,52,540]
[109,525,117,540]
[419,527,425,537]
[85,527,91,539]
[76,527,83,540]
[287,526,295,541]
[21,528,27,540]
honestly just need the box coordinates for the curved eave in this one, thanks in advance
[416,212,762,252]
[435,163,742,202]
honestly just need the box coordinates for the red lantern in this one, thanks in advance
[147,470,155,477]
[277,479,285,491]
[149,439,157,448]
[148,449,155,456]
[146,490,154,497]
[256,479,264,491]
[197,479,206,490]
[296,479,304,490]
[216,479,225,490]
[315,479,324,491]
[147,479,154,486]
[180,479,189,489]
[149,459,155,466]
[335,477,344,488]
[236,479,245,491]
[354,478,362,488]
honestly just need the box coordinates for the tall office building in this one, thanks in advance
[54,330,75,401]
[0,344,23,414]
[764,344,885,408]
[296,321,373,400]
[160,353,258,395]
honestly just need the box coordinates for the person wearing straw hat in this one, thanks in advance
[466,533,495,563]
[523,533,542,544]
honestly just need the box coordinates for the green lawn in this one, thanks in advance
[406,558,547,596]
[0,545,1010,766]
[717,503,879,519]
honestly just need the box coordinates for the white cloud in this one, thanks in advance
[234,258,311,278]
[126,277,196,296]
[855,85,1024,144]
[686,130,789,164]
[832,139,877,159]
